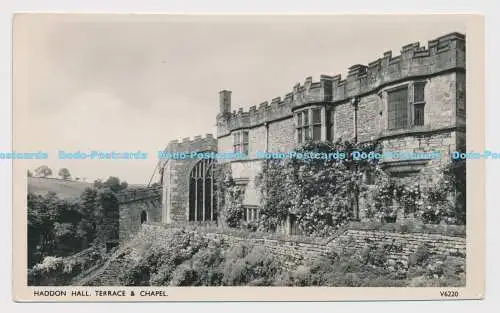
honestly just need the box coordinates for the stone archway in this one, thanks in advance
[140,210,148,224]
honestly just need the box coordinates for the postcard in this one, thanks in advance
[11,13,485,301]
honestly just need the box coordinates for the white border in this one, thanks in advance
[1,0,498,312]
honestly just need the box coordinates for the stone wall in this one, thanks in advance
[138,224,466,269]
[161,134,218,223]
[379,130,458,187]
[248,125,267,156]
[333,101,355,140]
[356,94,380,142]
[342,229,465,265]
[229,159,263,206]
[216,134,233,163]
[267,118,296,153]
[118,197,162,243]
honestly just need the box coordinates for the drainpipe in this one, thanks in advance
[351,97,358,144]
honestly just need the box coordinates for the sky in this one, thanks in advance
[13,14,468,184]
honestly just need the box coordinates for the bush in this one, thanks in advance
[408,244,431,267]
[120,263,151,286]
[169,246,224,286]
[117,230,211,286]
[361,244,388,267]
[28,246,106,286]
[222,244,282,286]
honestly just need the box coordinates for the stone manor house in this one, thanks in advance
[157,32,466,233]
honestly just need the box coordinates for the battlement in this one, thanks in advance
[217,32,465,136]
[116,185,161,204]
[165,133,217,154]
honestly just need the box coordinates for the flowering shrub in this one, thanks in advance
[398,183,424,216]
[255,140,380,236]
[371,169,399,221]
[416,160,466,225]
[214,164,246,228]
[33,256,65,273]
[224,184,245,228]
[370,159,465,225]
[28,245,106,286]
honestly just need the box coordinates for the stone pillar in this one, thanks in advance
[162,160,171,224]
[408,81,415,127]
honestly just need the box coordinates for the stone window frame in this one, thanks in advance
[387,85,409,130]
[188,158,216,222]
[294,105,326,144]
[412,81,427,126]
[382,79,428,131]
[243,205,260,222]
[326,107,335,141]
[233,129,249,155]
[311,107,322,141]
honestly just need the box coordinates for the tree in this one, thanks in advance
[58,168,71,180]
[93,179,104,189]
[27,192,79,266]
[95,188,120,243]
[76,187,100,248]
[93,176,128,193]
[34,165,53,178]
[27,186,106,267]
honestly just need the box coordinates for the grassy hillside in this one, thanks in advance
[28,177,92,200]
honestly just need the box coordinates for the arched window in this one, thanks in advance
[188,159,217,222]
[140,210,147,224]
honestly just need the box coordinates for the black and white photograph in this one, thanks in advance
[11,13,484,301]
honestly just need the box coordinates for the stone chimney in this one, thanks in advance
[219,90,232,114]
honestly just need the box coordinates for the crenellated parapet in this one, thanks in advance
[333,32,466,100]
[217,32,465,137]
[116,185,162,204]
[165,133,217,154]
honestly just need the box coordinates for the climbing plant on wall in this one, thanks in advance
[214,163,245,228]
[255,139,380,236]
